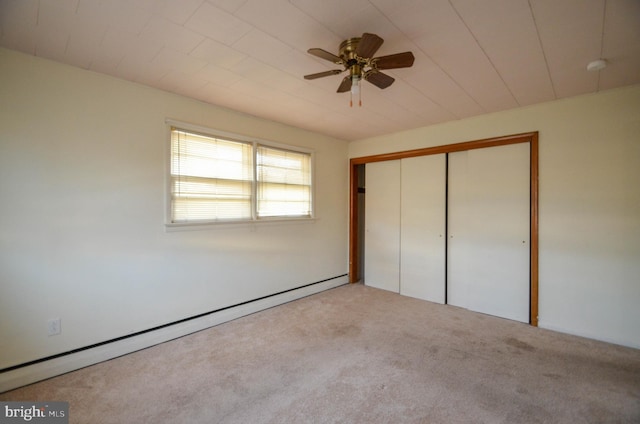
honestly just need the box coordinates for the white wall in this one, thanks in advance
[0,48,349,372]
[350,85,640,348]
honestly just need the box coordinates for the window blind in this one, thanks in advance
[256,145,312,218]
[171,129,253,222]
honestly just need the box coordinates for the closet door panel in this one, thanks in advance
[447,151,470,310]
[448,143,530,323]
[364,160,400,293]
[400,154,446,303]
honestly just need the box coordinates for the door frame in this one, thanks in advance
[348,132,539,326]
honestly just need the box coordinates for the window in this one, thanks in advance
[170,130,253,222]
[169,125,313,224]
[256,145,312,218]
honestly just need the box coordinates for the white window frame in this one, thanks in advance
[165,119,315,228]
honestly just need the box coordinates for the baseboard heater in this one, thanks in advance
[0,275,349,393]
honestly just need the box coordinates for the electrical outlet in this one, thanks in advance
[47,318,61,336]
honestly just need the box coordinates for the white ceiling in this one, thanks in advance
[1,0,639,141]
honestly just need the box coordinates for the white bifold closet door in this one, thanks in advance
[364,160,401,292]
[364,156,446,301]
[400,154,446,303]
[447,143,530,323]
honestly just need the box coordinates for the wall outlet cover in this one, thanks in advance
[47,318,61,336]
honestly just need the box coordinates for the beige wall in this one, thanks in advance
[0,48,349,372]
[350,84,640,348]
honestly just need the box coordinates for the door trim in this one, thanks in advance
[349,132,539,326]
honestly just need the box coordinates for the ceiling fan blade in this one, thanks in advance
[373,52,415,70]
[304,69,343,80]
[337,76,352,93]
[308,48,342,64]
[365,71,395,89]
[356,33,384,59]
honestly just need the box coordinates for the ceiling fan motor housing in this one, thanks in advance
[339,38,360,59]
[340,38,365,78]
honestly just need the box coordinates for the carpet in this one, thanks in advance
[1,283,639,423]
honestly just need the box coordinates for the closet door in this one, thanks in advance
[448,143,530,323]
[364,160,400,293]
[400,154,446,303]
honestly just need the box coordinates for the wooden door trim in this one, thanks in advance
[349,131,539,326]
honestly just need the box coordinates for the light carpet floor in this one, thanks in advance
[1,283,639,423]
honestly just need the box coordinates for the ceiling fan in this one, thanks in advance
[304,33,415,107]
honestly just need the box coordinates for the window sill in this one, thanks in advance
[164,217,317,232]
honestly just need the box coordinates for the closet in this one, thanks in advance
[363,141,531,323]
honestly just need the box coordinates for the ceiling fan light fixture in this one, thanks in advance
[350,75,361,107]
[350,75,360,94]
